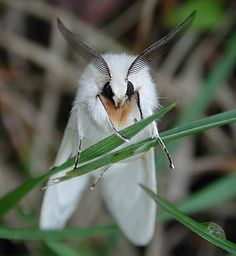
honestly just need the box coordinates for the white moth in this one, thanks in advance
[40,12,195,245]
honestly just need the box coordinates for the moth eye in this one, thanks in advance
[102,81,114,102]
[126,81,134,98]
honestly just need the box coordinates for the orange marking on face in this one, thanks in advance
[101,97,134,128]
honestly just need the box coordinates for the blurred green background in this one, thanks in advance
[0,0,235,255]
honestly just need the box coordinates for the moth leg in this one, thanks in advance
[135,91,143,120]
[73,137,83,170]
[90,165,110,190]
[97,95,129,142]
[136,93,174,169]
[152,122,175,170]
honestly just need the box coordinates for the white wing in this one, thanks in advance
[101,148,156,246]
[40,119,90,229]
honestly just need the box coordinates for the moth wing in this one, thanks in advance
[40,120,90,229]
[101,148,156,245]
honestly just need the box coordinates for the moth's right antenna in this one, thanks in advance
[127,11,196,76]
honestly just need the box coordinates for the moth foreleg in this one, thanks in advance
[151,122,175,170]
[97,94,129,142]
[73,137,83,170]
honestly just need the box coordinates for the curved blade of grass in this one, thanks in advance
[0,109,235,220]
[0,104,174,220]
[162,108,236,142]
[0,224,118,240]
[141,185,236,254]
[81,102,176,159]
[59,102,176,170]
[54,139,155,181]
[0,173,50,220]
[158,171,236,222]
[55,108,236,182]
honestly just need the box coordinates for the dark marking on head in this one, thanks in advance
[126,81,134,98]
[102,81,114,104]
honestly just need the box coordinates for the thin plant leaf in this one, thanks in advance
[48,102,176,172]
[0,103,174,220]
[162,108,236,142]
[0,173,50,220]
[51,139,155,182]
[141,185,236,254]
[0,225,118,240]
[0,109,235,220]
[75,102,176,164]
[53,109,236,183]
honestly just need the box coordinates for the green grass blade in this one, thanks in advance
[78,102,176,163]
[0,109,235,220]
[57,109,236,182]
[0,174,50,220]
[54,139,155,181]
[45,240,81,256]
[47,103,176,172]
[141,185,236,254]
[162,109,236,142]
[0,104,174,220]
[158,171,236,222]
[0,225,118,240]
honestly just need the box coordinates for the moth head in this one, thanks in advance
[57,11,196,108]
[99,54,139,108]
[103,78,135,108]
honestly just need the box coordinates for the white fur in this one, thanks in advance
[40,53,159,245]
